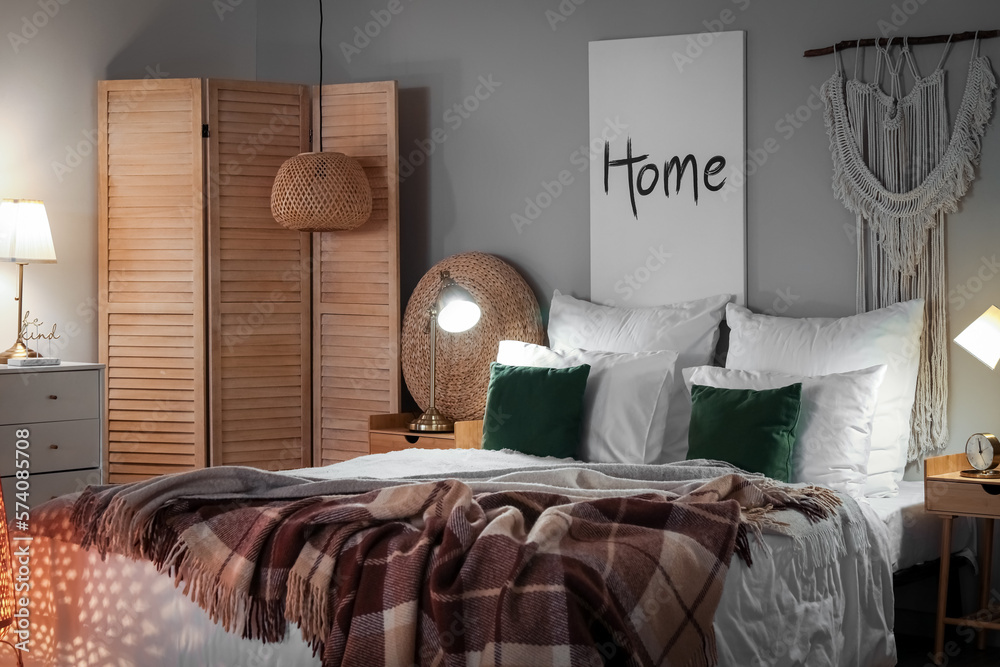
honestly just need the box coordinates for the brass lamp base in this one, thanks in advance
[0,340,39,364]
[409,407,455,432]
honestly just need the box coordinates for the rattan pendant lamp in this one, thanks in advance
[270,0,373,232]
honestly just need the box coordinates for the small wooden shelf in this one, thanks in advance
[368,413,483,455]
[925,453,1000,664]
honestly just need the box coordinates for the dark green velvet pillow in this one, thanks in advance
[481,362,590,459]
[686,383,802,482]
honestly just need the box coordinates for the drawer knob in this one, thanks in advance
[405,435,420,444]
[48,395,58,400]
[49,444,58,450]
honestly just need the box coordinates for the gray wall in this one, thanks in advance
[258,0,1000,472]
[0,0,257,364]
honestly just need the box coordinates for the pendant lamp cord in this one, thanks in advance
[318,0,324,153]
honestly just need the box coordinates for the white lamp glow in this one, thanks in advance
[954,305,1000,370]
[0,200,56,263]
[437,283,481,333]
[0,199,57,363]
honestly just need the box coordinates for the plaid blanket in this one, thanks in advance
[65,464,841,667]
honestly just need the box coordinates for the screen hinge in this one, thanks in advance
[202,124,210,138]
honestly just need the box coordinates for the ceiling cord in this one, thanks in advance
[318,0,324,152]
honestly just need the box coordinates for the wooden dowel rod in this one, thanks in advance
[804,29,999,58]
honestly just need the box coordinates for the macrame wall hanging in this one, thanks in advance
[817,33,997,461]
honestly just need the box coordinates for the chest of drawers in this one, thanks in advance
[0,362,104,518]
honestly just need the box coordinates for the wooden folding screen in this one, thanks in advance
[100,78,399,481]
[99,79,207,483]
[313,81,401,465]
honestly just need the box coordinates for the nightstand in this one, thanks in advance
[0,362,105,520]
[368,413,483,455]
[925,453,1000,664]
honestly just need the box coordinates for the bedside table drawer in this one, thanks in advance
[370,431,456,455]
[926,479,1000,517]
[0,420,100,477]
[0,369,100,425]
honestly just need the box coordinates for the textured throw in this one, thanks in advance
[67,462,842,667]
[820,37,997,461]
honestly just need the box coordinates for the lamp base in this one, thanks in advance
[0,340,39,364]
[409,407,455,432]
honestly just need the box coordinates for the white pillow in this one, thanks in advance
[496,341,678,464]
[683,365,887,498]
[547,291,732,463]
[724,300,923,498]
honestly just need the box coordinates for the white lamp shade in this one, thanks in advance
[436,282,481,333]
[438,301,481,333]
[955,305,1000,370]
[0,199,57,263]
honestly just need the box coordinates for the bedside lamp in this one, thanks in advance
[955,305,1000,370]
[409,271,481,432]
[0,199,57,363]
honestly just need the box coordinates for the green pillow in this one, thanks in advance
[686,383,802,482]
[481,362,590,459]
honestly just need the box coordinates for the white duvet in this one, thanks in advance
[23,449,896,666]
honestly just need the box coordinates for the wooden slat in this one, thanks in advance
[207,79,312,472]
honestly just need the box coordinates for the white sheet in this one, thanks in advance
[23,450,897,667]
[863,480,976,572]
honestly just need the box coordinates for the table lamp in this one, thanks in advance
[955,305,1000,370]
[409,271,481,432]
[0,199,57,363]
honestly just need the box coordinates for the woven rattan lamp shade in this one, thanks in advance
[402,252,544,422]
[270,151,373,231]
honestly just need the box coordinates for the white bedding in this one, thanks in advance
[23,450,897,667]
[863,480,976,573]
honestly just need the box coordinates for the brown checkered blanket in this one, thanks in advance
[63,462,842,667]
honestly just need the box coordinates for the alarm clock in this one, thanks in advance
[960,433,1000,479]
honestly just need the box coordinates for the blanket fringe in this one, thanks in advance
[759,480,842,523]
[286,571,331,652]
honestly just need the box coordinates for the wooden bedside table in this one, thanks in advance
[925,453,1000,664]
[368,413,483,455]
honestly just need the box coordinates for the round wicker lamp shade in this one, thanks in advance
[270,151,373,231]
[402,252,545,422]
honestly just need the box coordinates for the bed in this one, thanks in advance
[22,448,899,667]
[22,466,973,667]
[17,293,947,666]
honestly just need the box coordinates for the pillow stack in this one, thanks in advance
[684,364,887,495]
[482,289,923,499]
[495,341,678,463]
[484,292,730,463]
[547,291,733,463]
[723,301,924,497]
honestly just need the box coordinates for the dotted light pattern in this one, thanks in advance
[0,481,14,635]
[270,151,373,232]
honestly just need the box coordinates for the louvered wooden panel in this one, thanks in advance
[99,79,206,483]
[314,81,400,465]
[206,80,312,470]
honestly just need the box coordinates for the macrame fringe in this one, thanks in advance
[821,49,997,462]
